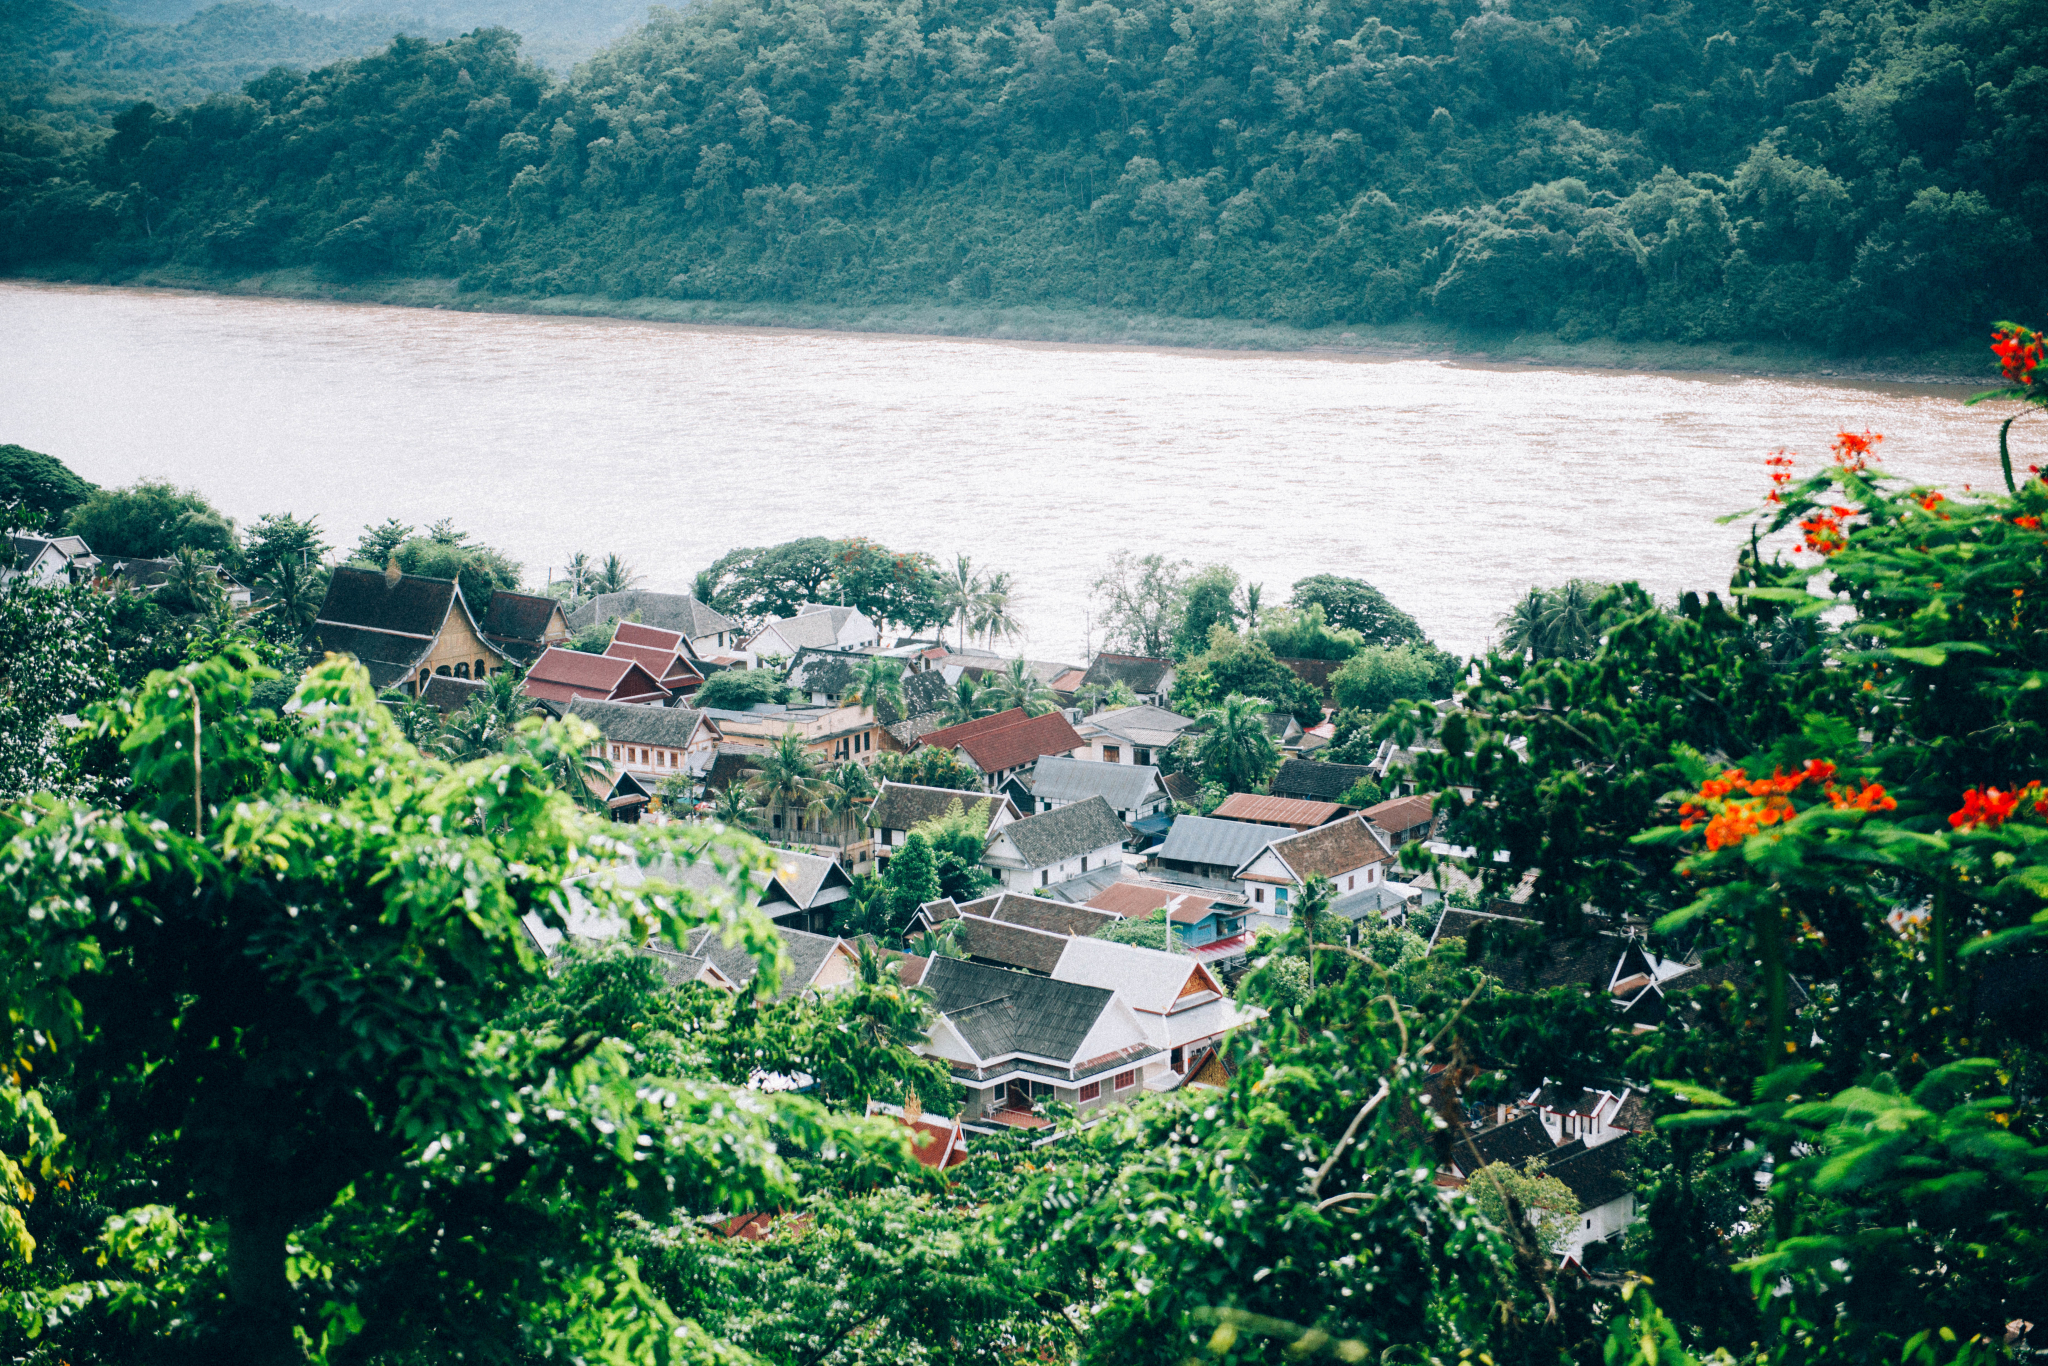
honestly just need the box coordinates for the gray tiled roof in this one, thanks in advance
[1269,758,1379,803]
[784,647,867,696]
[1080,653,1174,693]
[753,606,859,652]
[957,891,1121,936]
[1460,1113,1552,1170]
[1151,814,1284,871]
[999,796,1132,867]
[564,699,709,747]
[685,924,843,1002]
[1080,704,1197,748]
[953,917,1072,975]
[1024,756,1164,810]
[921,956,1116,1064]
[568,590,737,640]
[762,850,846,909]
[1546,1136,1635,1209]
[868,782,1010,832]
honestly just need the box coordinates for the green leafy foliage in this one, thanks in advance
[700,537,948,633]
[0,445,95,531]
[1173,629,1325,727]
[64,477,237,565]
[1288,576,1427,649]
[1329,642,1464,714]
[695,669,793,710]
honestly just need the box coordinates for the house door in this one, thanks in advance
[1005,1080,1033,1111]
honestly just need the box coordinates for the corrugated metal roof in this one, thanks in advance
[1151,815,1284,871]
[1211,792,1342,828]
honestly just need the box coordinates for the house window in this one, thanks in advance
[1113,1070,1136,1091]
[1040,870,1048,887]
[1103,745,1121,763]
[1136,748,1152,766]
[476,659,487,676]
[611,745,621,760]
[1170,1047,1184,1071]
[454,662,469,678]
[1079,1081,1101,1102]
[1277,886,1289,901]
[1254,887,1264,904]
[1080,856,1088,873]
[1585,1218,1593,1230]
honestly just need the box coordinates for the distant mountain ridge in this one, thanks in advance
[77,0,669,69]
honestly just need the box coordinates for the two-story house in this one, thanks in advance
[1073,704,1196,767]
[701,702,892,764]
[315,563,510,695]
[1234,815,1399,929]
[897,955,1163,1122]
[564,698,722,786]
[1147,815,1288,903]
[983,796,1133,891]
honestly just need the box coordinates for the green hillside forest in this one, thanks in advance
[6,0,2048,348]
[0,0,438,125]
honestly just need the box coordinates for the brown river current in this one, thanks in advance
[4,281,2029,660]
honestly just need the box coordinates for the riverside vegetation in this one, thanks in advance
[5,0,2048,352]
[1,335,2047,1363]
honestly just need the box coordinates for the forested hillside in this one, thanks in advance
[6,0,2047,348]
[0,0,435,125]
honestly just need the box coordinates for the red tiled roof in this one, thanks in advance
[942,712,1081,774]
[605,639,702,686]
[1364,795,1435,833]
[901,1115,969,1169]
[918,707,1032,753]
[1212,793,1343,829]
[613,621,686,652]
[522,647,668,704]
[1084,881,1241,924]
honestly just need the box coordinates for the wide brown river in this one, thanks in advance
[4,281,2028,660]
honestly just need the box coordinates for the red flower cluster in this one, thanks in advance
[1949,782,2048,831]
[1832,429,1884,472]
[1799,507,1858,556]
[1677,760,1886,850]
[1992,324,2045,386]
[1765,449,1797,504]
[2016,515,2043,530]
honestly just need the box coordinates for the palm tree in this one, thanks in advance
[974,571,1020,647]
[387,693,440,747]
[1104,680,1139,710]
[478,667,531,732]
[597,553,640,595]
[257,556,322,645]
[1497,588,1550,659]
[1074,682,1108,716]
[1242,582,1264,631]
[691,568,721,606]
[712,783,761,827]
[937,674,989,725]
[904,920,967,959]
[982,658,1056,717]
[560,552,595,601]
[942,554,981,652]
[435,698,507,763]
[1192,692,1282,792]
[746,731,831,838]
[842,655,907,715]
[1540,579,1603,660]
[163,546,225,616]
[807,776,866,849]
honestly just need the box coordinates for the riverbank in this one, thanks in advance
[6,262,1992,386]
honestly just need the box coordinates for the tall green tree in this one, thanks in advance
[1092,552,1188,659]
[1173,564,1240,660]
[0,445,95,532]
[980,658,1056,717]
[1290,576,1428,649]
[1187,691,1282,792]
[0,651,901,1363]
[67,479,238,565]
[746,730,832,836]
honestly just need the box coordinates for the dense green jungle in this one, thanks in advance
[4,0,2046,350]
